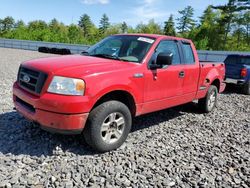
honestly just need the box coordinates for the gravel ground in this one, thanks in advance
[0,47,249,188]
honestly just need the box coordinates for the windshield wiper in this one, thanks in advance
[81,50,89,56]
[90,54,123,61]
[90,54,138,63]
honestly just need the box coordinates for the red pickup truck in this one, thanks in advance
[13,34,226,152]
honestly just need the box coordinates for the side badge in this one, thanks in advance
[133,73,144,78]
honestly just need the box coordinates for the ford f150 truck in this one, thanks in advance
[224,55,250,95]
[13,34,226,152]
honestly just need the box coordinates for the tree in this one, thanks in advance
[200,5,217,25]
[49,18,60,29]
[164,14,176,36]
[176,6,196,34]
[99,14,110,35]
[146,19,162,34]
[27,20,50,41]
[0,16,15,32]
[78,14,94,38]
[135,22,148,33]
[243,11,250,45]
[212,0,250,49]
[136,20,162,34]
[14,20,25,28]
[194,6,220,50]
[121,21,128,33]
[68,24,83,43]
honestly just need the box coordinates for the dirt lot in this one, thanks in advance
[0,47,249,187]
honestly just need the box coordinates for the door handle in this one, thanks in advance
[179,71,185,78]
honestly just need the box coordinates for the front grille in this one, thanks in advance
[18,66,47,94]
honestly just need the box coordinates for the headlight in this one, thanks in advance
[48,76,85,96]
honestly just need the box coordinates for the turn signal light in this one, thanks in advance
[241,68,247,78]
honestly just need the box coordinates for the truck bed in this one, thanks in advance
[196,61,225,98]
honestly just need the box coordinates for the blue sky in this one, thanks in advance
[0,0,228,27]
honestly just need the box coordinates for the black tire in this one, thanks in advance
[83,101,132,152]
[61,48,71,55]
[38,47,49,53]
[198,85,218,113]
[243,82,250,95]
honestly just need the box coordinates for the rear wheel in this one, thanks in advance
[198,85,218,113]
[83,101,132,152]
[243,82,250,95]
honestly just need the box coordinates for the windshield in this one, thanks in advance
[84,35,155,63]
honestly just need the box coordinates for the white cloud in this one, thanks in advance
[81,0,109,5]
[127,0,175,25]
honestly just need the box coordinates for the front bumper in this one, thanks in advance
[13,83,89,134]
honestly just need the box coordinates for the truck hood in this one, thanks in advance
[22,55,139,77]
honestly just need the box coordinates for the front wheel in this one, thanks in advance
[198,85,218,113]
[83,101,132,152]
[243,82,250,95]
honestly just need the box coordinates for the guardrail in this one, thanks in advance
[0,38,89,54]
[0,38,249,60]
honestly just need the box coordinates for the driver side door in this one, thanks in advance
[142,40,185,114]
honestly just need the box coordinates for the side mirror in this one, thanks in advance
[149,52,173,70]
[156,52,173,66]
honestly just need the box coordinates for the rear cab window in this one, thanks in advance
[182,42,195,64]
[225,55,250,65]
[241,57,250,65]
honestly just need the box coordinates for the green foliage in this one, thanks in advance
[176,6,196,34]
[136,19,162,34]
[121,22,128,33]
[99,14,110,36]
[164,14,176,36]
[78,14,94,38]
[212,0,250,49]
[0,1,249,51]
[0,16,15,33]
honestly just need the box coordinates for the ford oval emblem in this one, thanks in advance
[23,74,31,83]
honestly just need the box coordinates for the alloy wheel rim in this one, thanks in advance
[100,112,125,144]
[208,91,216,110]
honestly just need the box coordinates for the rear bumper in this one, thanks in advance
[13,83,89,135]
[225,78,246,85]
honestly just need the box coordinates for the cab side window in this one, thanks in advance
[182,43,195,64]
[155,40,181,65]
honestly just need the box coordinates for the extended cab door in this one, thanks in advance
[180,42,200,99]
[142,40,186,113]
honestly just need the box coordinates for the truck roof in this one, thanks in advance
[114,33,191,42]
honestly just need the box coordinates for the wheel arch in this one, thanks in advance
[91,90,137,117]
[210,78,220,92]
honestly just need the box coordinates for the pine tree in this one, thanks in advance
[14,20,25,28]
[200,5,217,25]
[121,22,128,33]
[243,11,250,45]
[99,14,110,35]
[176,6,196,34]
[78,14,94,38]
[212,0,250,49]
[196,5,220,50]
[164,14,176,36]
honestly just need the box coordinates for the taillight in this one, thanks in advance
[241,68,247,78]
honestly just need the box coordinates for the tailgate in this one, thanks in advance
[225,63,244,79]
